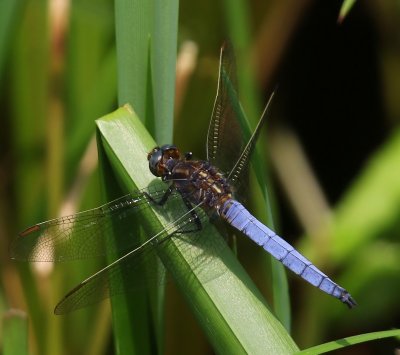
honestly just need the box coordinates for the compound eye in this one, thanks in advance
[147,147,162,176]
[147,146,160,161]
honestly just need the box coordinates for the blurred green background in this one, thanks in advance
[1,0,400,354]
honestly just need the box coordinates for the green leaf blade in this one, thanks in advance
[3,309,28,355]
[96,105,299,354]
[297,329,400,355]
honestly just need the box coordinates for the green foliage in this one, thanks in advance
[2,310,28,355]
[297,329,400,355]
[96,105,298,354]
[2,0,400,354]
[338,0,357,23]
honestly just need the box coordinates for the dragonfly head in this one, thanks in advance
[147,144,181,178]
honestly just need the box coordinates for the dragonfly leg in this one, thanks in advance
[144,185,174,206]
[175,197,202,234]
[144,187,201,233]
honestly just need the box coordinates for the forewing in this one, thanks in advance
[227,90,276,185]
[54,200,226,314]
[206,41,244,175]
[11,184,183,262]
[54,235,166,314]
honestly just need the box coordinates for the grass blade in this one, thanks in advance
[3,309,28,355]
[151,0,178,144]
[0,0,25,79]
[114,2,178,350]
[338,0,357,24]
[297,329,400,354]
[96,105,299,354]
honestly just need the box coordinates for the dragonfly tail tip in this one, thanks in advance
[341,291,357,309]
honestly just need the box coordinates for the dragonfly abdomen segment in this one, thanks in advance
[220,199,356,308]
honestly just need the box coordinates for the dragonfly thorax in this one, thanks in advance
[169,159,233,212]
[148,145,233,211]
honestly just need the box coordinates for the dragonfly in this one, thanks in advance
[11,43,356,314]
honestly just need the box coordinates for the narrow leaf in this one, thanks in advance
[96,105,299,354]
[338,0,357,24]
[3,309,28,355]
[297,329,400,354]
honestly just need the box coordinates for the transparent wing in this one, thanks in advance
[54,201,225,314]
[54,238,161,314]
[227,90,276,185]
[206,41,244,175]
[10,184,187,262]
